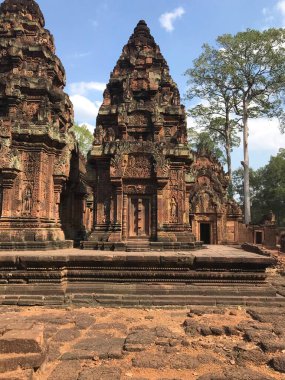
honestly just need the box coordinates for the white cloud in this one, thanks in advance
[68,52,92,59]
[69,81,106,96]
[262,7,268,15]
[70,95,100,124]
[260,1,285,27]
[264,0,285,26]
[188,115,285,169]
[276,0,285,25]
[188,114,285,152]
[159,7,185,32]
[248,117,285,151]
[277,0,285,14]
[262,7,274,24]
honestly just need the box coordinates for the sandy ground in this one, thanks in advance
[0,303,285,380]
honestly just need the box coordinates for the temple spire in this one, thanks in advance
[128,19,156,46]
[96,19,185,145]
[0,0,45,26]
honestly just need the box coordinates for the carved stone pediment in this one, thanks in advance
[124,154,153,178]
[128,112,149,127]
[109,141,169,179]
[123,184,155,194]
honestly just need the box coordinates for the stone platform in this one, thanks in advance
[81,240,203,252]
[0,240,73,251]
[0,246,279,307]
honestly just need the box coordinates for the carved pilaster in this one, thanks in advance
[156,180,167,229]
[122,193,128,240]
[53,175,67,223]
[115,184,123,225]
[151,193,157,240]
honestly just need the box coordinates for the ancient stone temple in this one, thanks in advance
[189,150,243,244]
[83,20,198,250]
[0,0,250,251]
[0,0,80,249]
[82,20,244,250]
[0,2,278,309]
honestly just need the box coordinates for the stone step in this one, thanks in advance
[88,294,285,307]
[0,283,276,298]
[0,241,73,251]
[126,248,150,252]
[0,292,284,307]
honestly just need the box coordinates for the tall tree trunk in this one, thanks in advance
[225,111,233,197]
[243,103,251,224]
[226,142,232,180]
[226,139,233,196]
[225,112,232,181]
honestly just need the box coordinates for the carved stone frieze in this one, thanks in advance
[124,154,153,178]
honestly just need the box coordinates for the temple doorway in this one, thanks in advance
[255,231,263,244]
[128,196,151,238]
[200,223,211,244]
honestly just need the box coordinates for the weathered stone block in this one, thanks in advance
[78,367,121,380]
[47,360,81,380]
[0,353,45,373]
[0,326,44,354]
[270,355,285,373]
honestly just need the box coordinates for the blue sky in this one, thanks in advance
[34,0,285,170]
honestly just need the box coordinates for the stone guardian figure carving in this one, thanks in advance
[170,196,178,222]
[23,187,32,216]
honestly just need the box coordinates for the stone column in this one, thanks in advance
[53,175,66,224]
[157,180,167,228]
[151,193,157,240]
[122,192,128,240]
[115,184,123,225]
[185,183,191,227]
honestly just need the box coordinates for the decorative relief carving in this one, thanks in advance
[94,125,104,145]
[54,149,72,177]
[123,184,155,194]
[103,199,110,223]
[128,112,148,127]
[170,196,178,223]
[124,154,152,178]
[105,127,115,142]
[22,186,32,216]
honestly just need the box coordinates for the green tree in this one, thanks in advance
[185,44,241,185]
[260,149,285,226]
[233,149,285,226]
[187,128,225,163]
[232,166,265,224]
[186,28,285,224]
[71,123,93,157]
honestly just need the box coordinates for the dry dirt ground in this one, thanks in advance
[0,250,285,380]
[1,303,285,379]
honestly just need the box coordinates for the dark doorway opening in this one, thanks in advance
[255,231,263,245]
[200,223,211,244]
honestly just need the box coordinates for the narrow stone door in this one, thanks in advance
[128,196,151,238]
